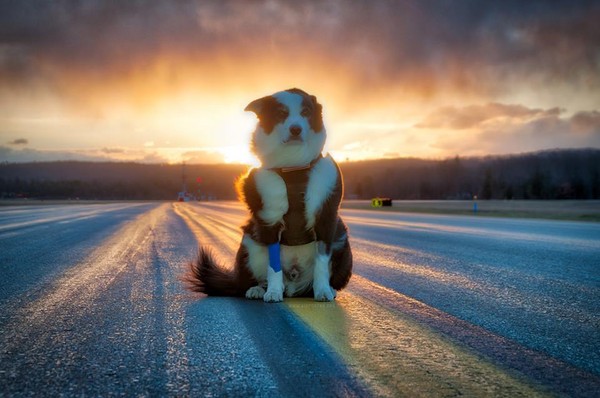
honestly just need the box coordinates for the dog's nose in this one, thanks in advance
[289,125,302,136]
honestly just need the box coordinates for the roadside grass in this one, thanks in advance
[341,200,600,222]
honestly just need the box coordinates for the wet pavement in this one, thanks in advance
[1,202,599,397]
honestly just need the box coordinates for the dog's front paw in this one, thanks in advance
[263,289,284,303]
[314,285,336,302]
[246,286,265,300]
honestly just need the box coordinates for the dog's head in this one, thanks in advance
[245,88,326,168]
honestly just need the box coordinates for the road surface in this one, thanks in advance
[0,201,599,397]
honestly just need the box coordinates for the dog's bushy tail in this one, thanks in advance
[185,247,252,297]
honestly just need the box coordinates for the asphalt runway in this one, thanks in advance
[1,201,599,397]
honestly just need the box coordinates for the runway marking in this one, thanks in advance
[285,282,548,397]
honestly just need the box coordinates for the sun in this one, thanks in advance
[218,108,260,166]
[221,145,259,166]
[146,97,261,166]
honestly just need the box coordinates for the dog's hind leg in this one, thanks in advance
[329,228,352,291]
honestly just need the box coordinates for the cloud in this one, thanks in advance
[422,104,600,156]
[0,146,170,164]
[416,103,563,130]
[100,147,125,154]
[0,1,598,101]
[181,150,225,164]
[0,1,598,163]
[7,138,28,145]
[0,146,111,163]
[570,111,600,135]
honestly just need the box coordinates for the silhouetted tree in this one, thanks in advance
[481,168,493,200]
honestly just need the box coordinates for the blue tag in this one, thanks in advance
[268,243,281,272]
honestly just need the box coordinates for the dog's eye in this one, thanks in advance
[301,107,312,117]
[277,109,288,118]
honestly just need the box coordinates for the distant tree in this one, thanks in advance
[529,169,546,199]
[361,175,375,198]
[419,181,434,199]
[481,168,493,200]
[355,181,364,198]
[2,149,600,201]
[591,170,600,199]
[571,178,586,199]
[504,184,514,200]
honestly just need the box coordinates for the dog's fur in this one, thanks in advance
[186,88,352,302]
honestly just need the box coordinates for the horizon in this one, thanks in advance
[2,147,598,168]
[1,1,599,165]
[3,147,599,203]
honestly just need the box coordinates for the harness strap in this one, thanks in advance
[271,155,322,246]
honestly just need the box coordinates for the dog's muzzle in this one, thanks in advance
[285,125,303,143]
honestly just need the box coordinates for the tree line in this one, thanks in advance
[1,149,599,201]
[342,148,600,200]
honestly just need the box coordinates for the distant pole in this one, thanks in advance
[181,161,187,193]
[196,176,202,201]
[473,195,478,215]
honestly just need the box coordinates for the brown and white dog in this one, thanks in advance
[186,88,352,302]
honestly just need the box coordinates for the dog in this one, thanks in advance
[186,88,352,302]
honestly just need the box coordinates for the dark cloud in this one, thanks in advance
[0,0,598,96]
[7,138,28,145]
[570,111,600,135]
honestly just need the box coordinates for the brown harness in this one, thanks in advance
[272,156,322,246]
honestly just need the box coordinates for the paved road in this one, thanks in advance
[0,202,599,397]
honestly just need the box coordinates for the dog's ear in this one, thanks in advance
[309,95,324,132]
[244,96,269,115]
[310,95,322,113]
[244,95,281,133]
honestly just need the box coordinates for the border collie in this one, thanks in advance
[186,88,352,302]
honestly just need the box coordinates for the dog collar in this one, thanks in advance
[270,155,323,174]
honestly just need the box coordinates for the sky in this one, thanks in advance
[0,0,599,165]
